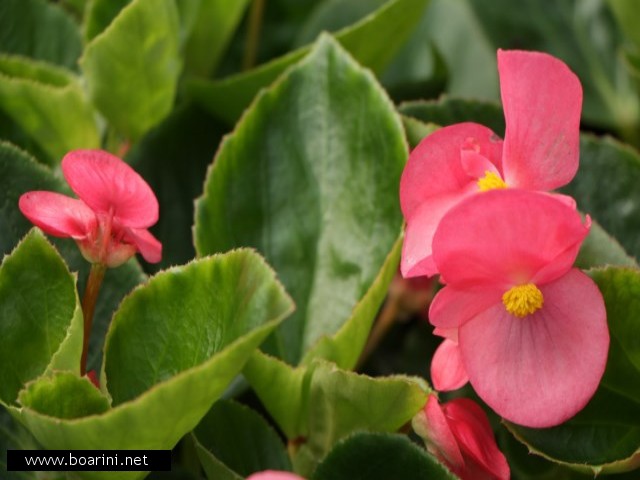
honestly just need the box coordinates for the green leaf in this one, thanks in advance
[127,103,227,272]
[0,55,100,164]
[0,230,82,406]
[0,0,82,71]
[183,0,251,76]
[195,35,406,366]
[189,0,430,124]
[313,432,456,480]
[507,267,640,475]
[608,0,640,50]
[562,134,640,261]
[0,141,146,373]
[10,250,292,480]
[193,399,291,479]
[80,0,182,140]
[401,115,438,149]
[18,372,110,420]
[399,96,505,135]
[0,408,41,480]
[575,219,638,269]
[104,250,294,404]
[292,360,428,476]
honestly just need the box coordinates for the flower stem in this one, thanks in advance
[243,0,265,71]
[80,263,106,375]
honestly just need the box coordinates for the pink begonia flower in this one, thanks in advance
[246,472,305,480]
[400,49,582,277]
[430,332,468,392]
[429,190,609,428]
[413,395,510,480]
[19,150,161,267]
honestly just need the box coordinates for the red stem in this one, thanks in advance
[80,263,106,375]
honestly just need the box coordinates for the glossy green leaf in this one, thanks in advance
[189,0,430,124]
[18,372,110,420]
[313,432,456,480]
[127,103,227,272]
[183,0,251,76]
[0,141,146,373]
[292,360,429,476]
[104,250,294,404]
[0,230,82,406]
[80,0,182,140]
[193,399,291,479]
[0,55,100,164]
[0,0,82,70]
[508,267,640,475]
[195,35,406,366]
[9,250,292,480]
[562,135,640,260]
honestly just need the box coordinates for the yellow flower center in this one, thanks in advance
[477,171,507,192]
[502,283,544,318]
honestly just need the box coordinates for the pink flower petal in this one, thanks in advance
[246,472,305,480]
[124,228,162,264]
[19,191,96,239]
[499,50,582,191]
[400,123,502,218]
[421,395,465,469]
[432,190,589,289]
[459,269,609,427]
[442,398,510,480]
[402,190,473,278]
[429,285,502,329]
[62,150,159,228]
[431,339,469,391]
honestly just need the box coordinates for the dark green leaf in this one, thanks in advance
[562,135,640,261]
[193,400,291,478]
[0,0,82,71]
[575,219,637,269]
[83,0,130,42]
[80,0,182,140]
[127,103,227,272]
[195,35,406,366]
[189,0,430,124]
[313,432,455,480]
[507,267,640,474]
[0,230,82,406]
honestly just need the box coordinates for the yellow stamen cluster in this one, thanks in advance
[477,171,507,192]
[502,283,544,318]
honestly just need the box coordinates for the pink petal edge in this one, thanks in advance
[62,150,159,228]
[246,472,305,480]
[19,191,96,239]
[431,339,469,391]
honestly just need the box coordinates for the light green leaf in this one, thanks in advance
[80,0,182,140]
[0,141,146,373]
[0,55,100,164]
[193,399,291,479]
[292,360,429,476]
[0,230,82,407]
[189,0,430,124]
[507,267,640,475]
[195,35,406,366]
[18,372,110,420]
[562,134,640,260]
[313,432,456,480]
[183,0,251,76]
[9,249,292,480]
[0,0,82,71]
[83,0,130,42]
[401,115,438,149]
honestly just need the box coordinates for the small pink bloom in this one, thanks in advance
[430,337,468,392]
[413,395,510,480]
[246,472,305,480]
[19,150,161,267]
[429,190,609,427]
[400,49,582,277]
